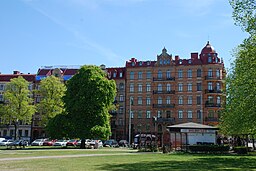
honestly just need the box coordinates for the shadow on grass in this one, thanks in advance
[98,155,256,171]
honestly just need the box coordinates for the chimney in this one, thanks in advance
[175,55,180,61]
[13,71,20,75]
[191,53,198,60]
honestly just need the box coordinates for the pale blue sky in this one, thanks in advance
[0,0,249,74]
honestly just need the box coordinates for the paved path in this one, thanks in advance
[0,153,139,161]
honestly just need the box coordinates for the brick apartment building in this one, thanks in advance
[0,41,225,143]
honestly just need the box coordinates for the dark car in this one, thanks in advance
[103,139,119,147]
[118,140,129,147]
[7,140,28,149]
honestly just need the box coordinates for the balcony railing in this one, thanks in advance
[205,76,221,80]
[153,77,175,81]
[205,102,221,108]
[153,90,175,94]
[205,117,219,122]
[205,89,223,94]
[152,104,175,108]
[156,117,175,123]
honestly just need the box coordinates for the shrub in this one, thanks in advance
[188,145,230,153]
[234,146,248,154]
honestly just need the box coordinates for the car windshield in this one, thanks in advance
[35,139,42,142]
[2,140,8,142]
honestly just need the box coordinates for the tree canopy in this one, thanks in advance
[63,65,116,139]
[36,75,66,126]
[0,76,36,139]
[220,1,256,135]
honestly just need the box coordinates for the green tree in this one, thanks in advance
[0,76,36,140]
[37,75,66,126]
[64,65,116,139]
[230,0,256,35]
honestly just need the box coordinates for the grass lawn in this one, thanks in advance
[0,148,256,170]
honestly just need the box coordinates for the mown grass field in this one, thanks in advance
[0,148,256,171]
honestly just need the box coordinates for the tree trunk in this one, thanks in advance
[14,120,19,140]
[252,135,255,150]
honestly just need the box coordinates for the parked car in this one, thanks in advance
[90,140,103,148]
[0,139,14,146]
[7,140,28,148]
[66,139,79,147]
[31,139,45,146]
[103,139,119,147]
[77,139,91,147]
[43,139,56,146]
[53,140,68,146]
[119,140,129,147]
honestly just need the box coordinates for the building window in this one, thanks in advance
[138,97,142,105]
[217,96,221,105]
[166,96,171,104]
[216,82,221,91]
[197,96,201,105]
[36,95,41,103]
[119,95,124,102]
[188,96,192,105]
[130,110,134,118]
[197,110,202,119]
[146,71,151,79]
[138,71,143,80]
[208,96,214,104]
[166,70,171,79]
[208,110,214,118]
[138,84,143,92]
[178,69,183,78]
[146,111,151,118]
[208,54,212,63]
[216,69,220,78]
[187,110,193,119]
[3,130,7,136]
[197,83,202,91]
[119,83,124,90]
[25,130,29,137]
[208,82,213,90]
[178,110,183,119]
[158,70,162,79]
[139,61,143,66]
[187,83,192,92]
[187,69,192,78]
[130,83,134,92]
[0,84,5,91]
[157,97,162,105]
[138,110,142,118]
[18,130,22,137]
[119,107,124,114]
[119,72,123,78]
[167,84,171,91]
[197,69,202,77]
[178,83,183,92]
[166,111,171,118]
[130,71,134,80]
[113,72,117,78]
[146,83,151,92]
[146,97,151,105]
[178,96,183,105]
[157,111,162,118]
[157,84,162,92]
[137,124,142,132]
[0,94,3,102]
[28,84,33,91]
[146,124,150,131]
[208,69,213,77]
[10,130,14,137]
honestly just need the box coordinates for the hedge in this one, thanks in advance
[188,145,230,153]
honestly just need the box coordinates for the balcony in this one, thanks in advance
[205,76,221,80]
[205,102,221,108]
[205,117,219,122]
[153,77,175,81]
[152,104,175,108]
[153,90,175,94]
[205,89,223,94]
[156,117,175,123]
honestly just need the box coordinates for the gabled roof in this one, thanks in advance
[167,122,219,130]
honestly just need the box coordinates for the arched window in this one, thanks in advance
[197,69,202,77]
[157,97,162,104]
[157,84,162,91]
[158,70,162,79]
[166,84,171,91]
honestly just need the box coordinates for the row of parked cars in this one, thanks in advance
[0,138,129,148]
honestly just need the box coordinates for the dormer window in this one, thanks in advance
[215,57,218,63]
[179,59,182,64]
[147,61,151,65]
[160,59,163,65]
[119,72,123,78]
[208,56,212,63]
[167,59,170,64]
[163,60,167,64]
[188,59,192,64]
[113,72,117,78]
[139,61,142,66]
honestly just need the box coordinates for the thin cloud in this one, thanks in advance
[21,0,122,64]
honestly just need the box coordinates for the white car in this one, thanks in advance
[90,140,103,148]
[0,139,13,146]
[53,140,67,146]
[31,139,45,146]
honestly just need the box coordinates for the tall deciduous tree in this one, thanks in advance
[230,0,256,35]
[37,75,66,126]
[0,76,36,140]
[64,65,116,139]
